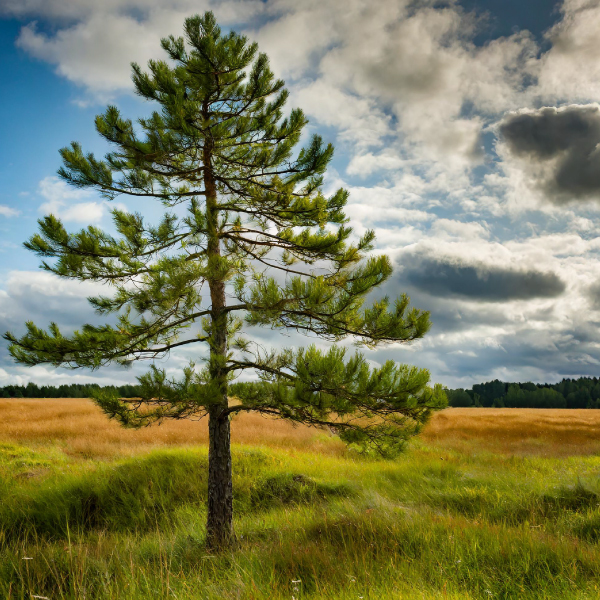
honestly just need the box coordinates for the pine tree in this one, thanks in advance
[4,13,446,548]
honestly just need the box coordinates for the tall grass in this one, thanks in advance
[2,400,600,598]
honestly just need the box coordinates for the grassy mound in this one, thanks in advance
[0,448,353,543]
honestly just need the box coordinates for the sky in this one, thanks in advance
[2,0,600,390]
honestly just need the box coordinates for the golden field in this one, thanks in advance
[0,397,344,458]
[423,407,600,456]
[2,398,600,458]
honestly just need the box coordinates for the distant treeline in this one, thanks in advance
[0,383,141,399]
[0,381,271,399]
[6,378,600,409]
[448,377,600,409]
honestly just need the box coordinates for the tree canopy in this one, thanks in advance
[4,12,446,546]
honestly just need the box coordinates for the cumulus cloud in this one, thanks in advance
[16,17,164,96]
[0,272,108,382]
[12,1,264,99]
[295,1,532,166]
[292,80,392,150]
[11,268,220,389]
[0,271,106,324]
[431,219,490,240]
[8,0,538,167]
[0,270,203,386]
[37,176,106,223]
[587,281,600,309]
[6,0,600,183]
[365,230,600,386]
[498,104,600,203]
[0,0,165,18]
[538,0,600,101]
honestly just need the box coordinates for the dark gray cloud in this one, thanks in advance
[403,256,566,301]
[587,281,600,310]
[499,104,600,202]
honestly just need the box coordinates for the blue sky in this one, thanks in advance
[2,0,600,389]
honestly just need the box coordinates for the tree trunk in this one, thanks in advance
[206,399,234,548]
[203,111,235,548]
[206,272,234,548]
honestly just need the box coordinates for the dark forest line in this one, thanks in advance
[448,377,600,409]
[0,381,269,399]
[3,377,600,409]
[0,382,141,399]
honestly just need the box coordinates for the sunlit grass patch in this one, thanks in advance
[0,443,56,478]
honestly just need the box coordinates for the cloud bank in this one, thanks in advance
[4,0,600,387]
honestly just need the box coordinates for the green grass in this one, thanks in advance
[2,441,600,599]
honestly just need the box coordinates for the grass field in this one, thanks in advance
[2,400,600,599]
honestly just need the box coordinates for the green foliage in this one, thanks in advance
[4,11,444,458]
[243,473,352,512]
[448,376,600,409]
[505,383,567,408]
[445,388,473,407]
[0,448,352,542]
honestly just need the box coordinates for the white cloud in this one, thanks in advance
[13,2,264,99]
[0,364,133,387]
[538,0,600,102]
[38,176,105,223]
[303,3,535,166]
[2,270,106,300]
[346,152,406,177]
[0,269,209,386]
[0,361,133,387]
[0,205,19,217]
[431,218,490,240]
[57,202,105,223]
[292,79,391,150]
[8,0,599,171]
[247,5,332,79]
[9,0,533,165]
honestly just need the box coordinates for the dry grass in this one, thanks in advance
[422,407,600,456]
[0,398,344,458]
[2,400,600,458]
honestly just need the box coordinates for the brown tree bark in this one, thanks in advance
[206,396,234,548]
[204,118,235,549]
